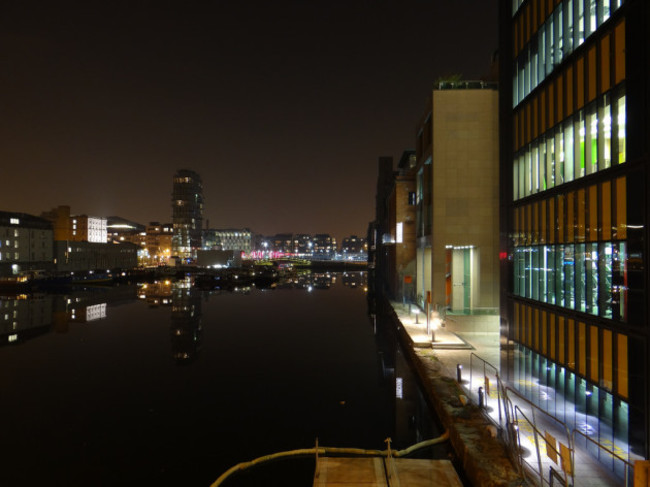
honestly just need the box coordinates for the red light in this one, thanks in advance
[499,251,508,260]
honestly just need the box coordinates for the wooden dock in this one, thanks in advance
[313,457,463,486]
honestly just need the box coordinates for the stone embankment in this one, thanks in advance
[386,303,525,487]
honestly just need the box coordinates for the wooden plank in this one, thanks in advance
[314,457,462,486]
[313,458,387,486]
[388,459,463,487]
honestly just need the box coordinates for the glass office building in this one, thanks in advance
[171,169,204,260]
[499,0,648,471]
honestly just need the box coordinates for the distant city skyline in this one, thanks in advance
[0,1,498,240]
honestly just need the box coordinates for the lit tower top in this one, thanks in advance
[171,169,204,260]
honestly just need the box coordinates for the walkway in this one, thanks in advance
[391,301,634,487]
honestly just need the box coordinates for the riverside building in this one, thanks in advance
[499,0,647,472]
[414,80,499,313]
[171,170,204,261]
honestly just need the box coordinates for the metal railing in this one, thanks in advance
[469,352,503,422]
[572,429,634,487]
[513,404,573,487]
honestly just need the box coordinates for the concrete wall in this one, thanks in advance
[431,88,499,310]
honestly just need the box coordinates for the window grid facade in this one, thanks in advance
[501,0,648,472]
[511,0,624,107]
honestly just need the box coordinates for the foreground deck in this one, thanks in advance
[313,457,462,486]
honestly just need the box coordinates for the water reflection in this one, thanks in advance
[0,271,444,486]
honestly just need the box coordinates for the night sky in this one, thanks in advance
[0,1,497,241]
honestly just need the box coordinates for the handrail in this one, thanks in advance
[210,430,450,486]
[514,405,572,487]
[572,429,633,487]
[469,352,502,422]
[504,386,573,447]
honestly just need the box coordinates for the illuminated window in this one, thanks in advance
[396,222,403,244]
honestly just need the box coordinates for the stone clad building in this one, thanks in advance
[415,81,500,313]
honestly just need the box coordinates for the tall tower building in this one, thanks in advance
[171,169,204,260]
[500,0,648,475]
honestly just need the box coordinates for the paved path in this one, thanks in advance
[391,302,634,487]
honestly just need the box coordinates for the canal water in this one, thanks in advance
[0,271,445,486]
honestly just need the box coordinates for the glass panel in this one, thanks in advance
[515,248,523,295]
[555,8,563,65]
[612,242,627,321]
[525,246,532,298]
[564,0,574,55]
[575,0,585,47]
[555,127,564,185]
[600,94,612,170]
[575,110,585,178]
[556,244,565,306]
[586,0,596,38]
[575,243,586,312]
[547,245,556,303]
[538,27,546,85]
[601,0,611,24]
[546,133,555,189]
[564,120,574,182]
[586,243,598,316]
[532,246,540,300]
[599,242,613,318]
[585,106,598,175]
[564,244,575,309]
[616,94,626,164]
[546,15,554,76]
[540,246,548,302]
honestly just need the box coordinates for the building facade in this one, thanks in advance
[387,151,417,300]
[145,222,173,264]
[414,81,500,313]
[0,212,54,277]
[499,0,647,470]
[203,228,253,254]
[171,169,204,260]
[312,234,337,257]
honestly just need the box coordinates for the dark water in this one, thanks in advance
[0,272,444,486]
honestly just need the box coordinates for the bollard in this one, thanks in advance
[478,387,484,409]
[456,364,463,383]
